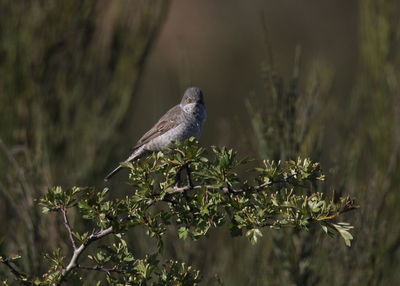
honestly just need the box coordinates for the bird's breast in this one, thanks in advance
[145,104,206,151]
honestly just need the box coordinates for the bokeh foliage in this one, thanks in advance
[246,0,400,285]
[0,0,169,277]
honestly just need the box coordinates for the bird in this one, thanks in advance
[105,87,206,181]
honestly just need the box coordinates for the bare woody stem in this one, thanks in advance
[58,227,113,285]
[61,208,76,250]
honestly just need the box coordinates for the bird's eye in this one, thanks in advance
[185,97,191,103]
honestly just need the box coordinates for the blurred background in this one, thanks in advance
[0,0,399,285]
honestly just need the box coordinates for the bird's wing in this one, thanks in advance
[132,104,182,150]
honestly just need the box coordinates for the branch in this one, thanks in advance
[144,176,304,217]
[259,217,297,228]
[58,227,113,284]
[145,174,299,205]
[1,258,31,285]
[164,176,294,195]
[77,264,125,275]
[59,189,171,283]
[61,208,76,250]
[317,204,360,221]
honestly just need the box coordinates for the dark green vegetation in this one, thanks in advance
[1,139,357,284]
[0,0,399,285]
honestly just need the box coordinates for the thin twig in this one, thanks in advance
[58,227,114,285]
[165,176,293,195]
[1,259,31,285]
[61,208,76,250]
[77,264,125,275]
[145,174,299,205]
[317,204,360,221]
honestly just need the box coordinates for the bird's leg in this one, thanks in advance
[174,169,181,188]
[185,163,194,189]
[181,163,193,203]
[174,166,189,200]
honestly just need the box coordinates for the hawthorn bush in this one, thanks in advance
[0,139,358,285]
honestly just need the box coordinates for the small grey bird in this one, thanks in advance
[105,87,206,181]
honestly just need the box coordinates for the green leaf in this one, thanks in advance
[246,228,263,245]
[332,222,354,247]
[178,227,189,240]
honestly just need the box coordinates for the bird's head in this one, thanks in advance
[181,87,205,106]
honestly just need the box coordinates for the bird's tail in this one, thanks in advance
[104,165,123,181]
[104,147,147,181]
